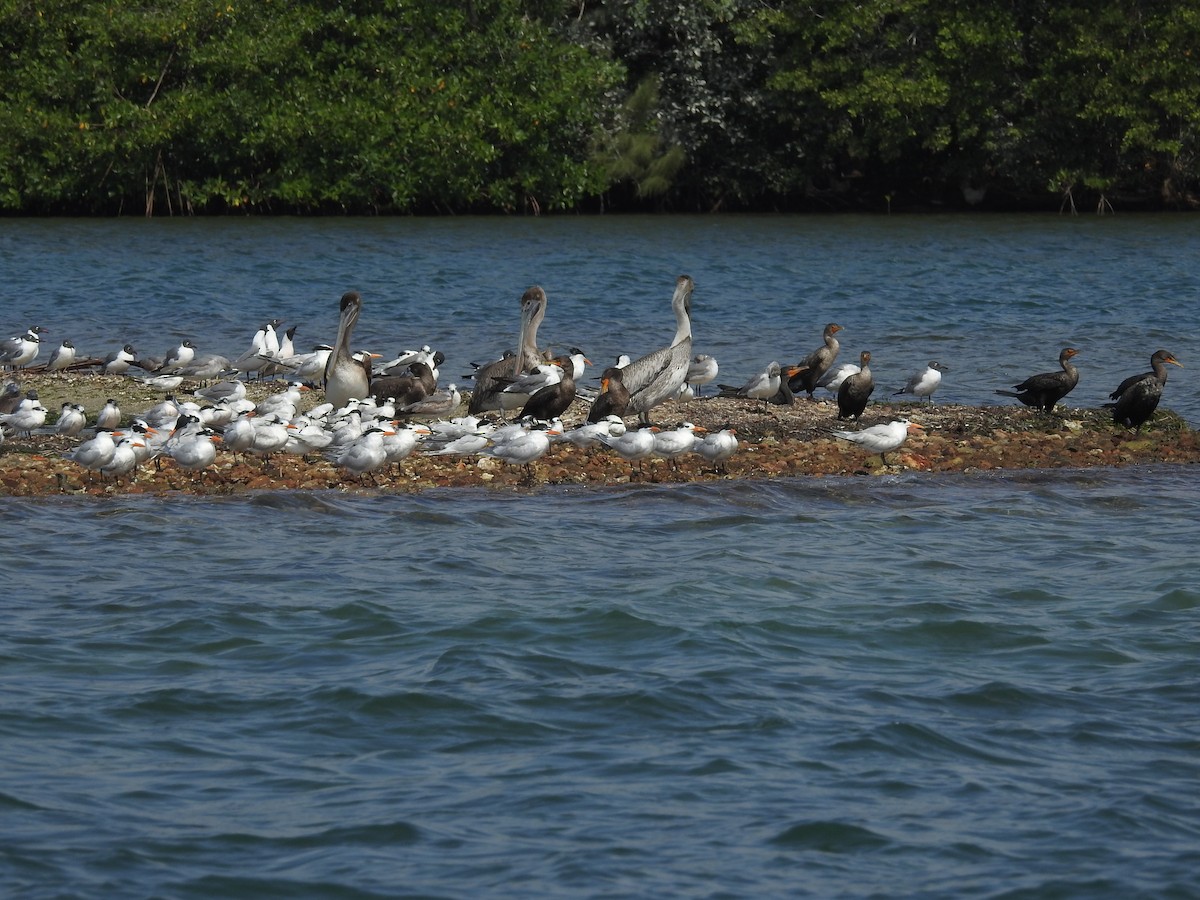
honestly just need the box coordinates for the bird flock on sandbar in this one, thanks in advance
[0,275,1185,485]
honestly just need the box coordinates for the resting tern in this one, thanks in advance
[894,361,949,402]
[830,419,924,465]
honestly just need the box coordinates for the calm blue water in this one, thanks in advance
[3,216,1200,898]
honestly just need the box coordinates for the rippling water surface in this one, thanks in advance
[3,216,1200,897]
[3,470,1199,898]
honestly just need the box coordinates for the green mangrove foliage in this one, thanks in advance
[2,0,1198,213]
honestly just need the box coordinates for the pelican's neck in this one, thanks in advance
[670,277,694,346]
[516,288,547,375]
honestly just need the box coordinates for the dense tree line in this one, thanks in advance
[2,0,1198,214]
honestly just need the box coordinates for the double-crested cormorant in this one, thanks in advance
[831,419,923,465]
[468,286,548,415]
[786,323,842,399]
[520,356,577,421]
[1106,349,1183,430]
[620,275,694,423]
[324,291,370,409]
[837,350,874,420]
[894,361,949,402]
[587,366,631,423]
[996,347,1079,412]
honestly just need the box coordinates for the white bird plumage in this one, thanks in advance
[830,419,924,464]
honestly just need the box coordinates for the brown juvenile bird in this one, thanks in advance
[785,322,842,400]
[371,360,438,406]
[996,347,1080,412]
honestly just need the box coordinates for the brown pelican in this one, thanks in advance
[996,347,1080,412]
[620,275,694,423]
[323,291,369,409]
[468,286,548,415]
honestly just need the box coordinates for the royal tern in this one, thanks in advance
[837,351,874,421]
[256,381,308,419]
[1106,349,1182,430]
[653,421,706,469]
[221,410,259,455]
[559,415,625,448]
[620,275,694,423]
[166,419,221,475]
[831,419,924,465]
[249,414,291,458]
[64,428,121,480]
[331,426,393,481]
[600,422,658,471]
[382,422,431,466]
[423,429,493,456]
[894,361,949,402]
[694,425,739,472]
[479,421,559,478]
[996,347,1080,412]
[282,417,334,457]
[140,395,182,430]
[100,435,145,482]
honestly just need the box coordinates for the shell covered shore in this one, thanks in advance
[1,373,1197,498]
